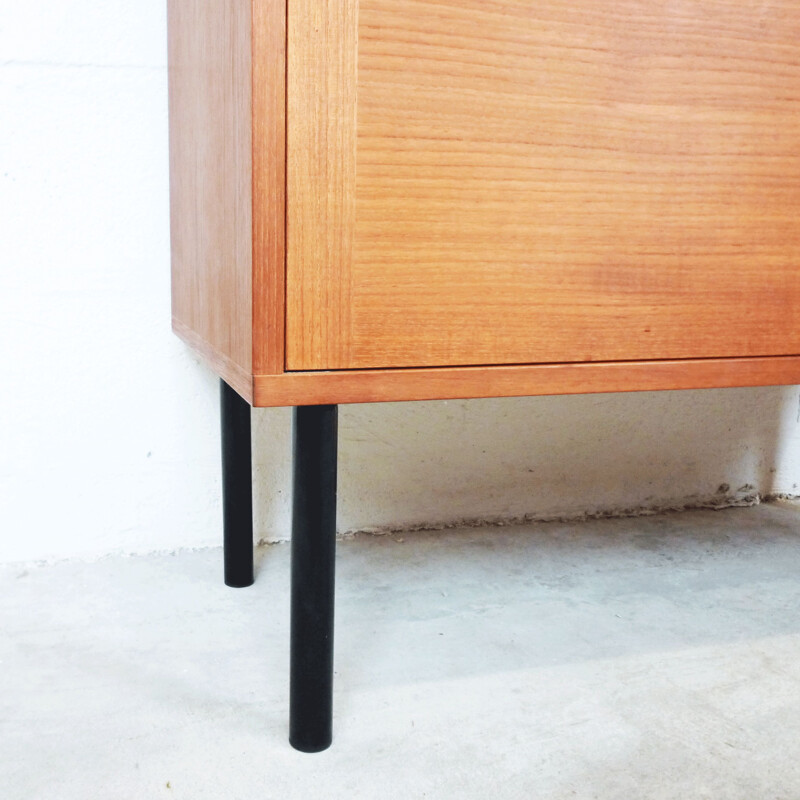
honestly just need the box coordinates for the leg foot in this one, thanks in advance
[220,380,254,588]
[290,404,338,752]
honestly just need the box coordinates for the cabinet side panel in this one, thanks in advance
[168,0,253,383]
[252,0,287,375]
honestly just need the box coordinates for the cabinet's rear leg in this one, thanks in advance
[290,404,338,752]
[220,379,254,588]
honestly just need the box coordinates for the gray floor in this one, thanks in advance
[3,504,800,799]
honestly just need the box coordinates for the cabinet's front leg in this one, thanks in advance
[220,379,254,588]
[290,404,338,752]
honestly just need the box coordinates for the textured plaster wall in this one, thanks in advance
[2,2,800,564]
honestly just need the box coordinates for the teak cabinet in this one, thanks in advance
[170,0,800,406]
[168,0,800,751]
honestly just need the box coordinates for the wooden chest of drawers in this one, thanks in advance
[170,0,800,406]
[168,0,800,751]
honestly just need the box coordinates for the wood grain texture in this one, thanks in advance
[172,0,800,409]
[285,0,358,370]
[168,0,254,380]
[251,0,286,374]
[291,0,800,369]
[253,356,800,407]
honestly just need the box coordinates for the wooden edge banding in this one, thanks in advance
[173,319,255,403]
[285,0,358,369]
[252,356,800,407]
[251,0,287,375]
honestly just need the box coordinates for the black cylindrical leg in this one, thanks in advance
[290,404,338,752]
[220,380,254,588]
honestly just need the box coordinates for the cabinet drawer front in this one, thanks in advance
[286,0,800,371]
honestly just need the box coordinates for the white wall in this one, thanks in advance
[2,1,800,564]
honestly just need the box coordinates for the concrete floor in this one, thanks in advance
[3,504,800,799]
